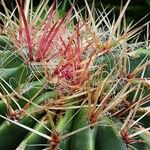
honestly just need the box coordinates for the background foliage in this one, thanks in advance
[1,0,150,38]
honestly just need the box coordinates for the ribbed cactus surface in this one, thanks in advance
[0,0,150,149]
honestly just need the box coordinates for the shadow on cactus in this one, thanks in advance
[0,0,150,149]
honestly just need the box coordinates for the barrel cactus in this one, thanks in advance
[0,0,150,149]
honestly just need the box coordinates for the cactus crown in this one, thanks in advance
[0,0,150,149]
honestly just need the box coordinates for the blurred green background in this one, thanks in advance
[0,0,150,39]
[1,0,150,21]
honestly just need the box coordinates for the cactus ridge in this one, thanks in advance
[0,0,150,149]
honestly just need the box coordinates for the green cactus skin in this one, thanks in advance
[0,0,150,149]
[0,41,150,150]
[69,109,97,150]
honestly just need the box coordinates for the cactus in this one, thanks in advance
[0,0,150,149]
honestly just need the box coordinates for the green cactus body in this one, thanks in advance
[69,109,97,150]
[0,0,150,149]
[17,122,51,150]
